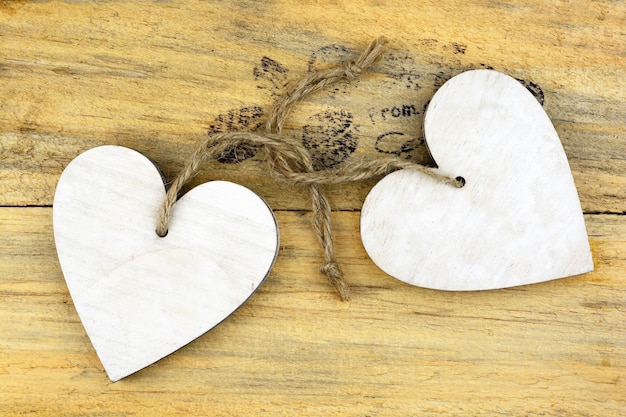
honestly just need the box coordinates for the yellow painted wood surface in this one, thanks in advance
[1,1,624,415]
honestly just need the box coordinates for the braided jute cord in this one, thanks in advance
[155,36,463,300]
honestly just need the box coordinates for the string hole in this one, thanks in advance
[156,229,168,237]
[455,176,466,188]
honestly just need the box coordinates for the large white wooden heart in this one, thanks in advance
[53,146,279,381]
[361,70,593,291]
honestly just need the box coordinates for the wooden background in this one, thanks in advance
[1,1,624,415]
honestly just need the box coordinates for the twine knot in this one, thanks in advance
[320,261,351,301]
[344,61,362,79]
[156,36,461,301]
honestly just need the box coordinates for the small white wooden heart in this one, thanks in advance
[361,70,593,291]
[53,146,279,381]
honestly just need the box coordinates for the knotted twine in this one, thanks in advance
[155,36,463,301]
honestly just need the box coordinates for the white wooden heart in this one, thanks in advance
[53,146,279,381]
[361,69,593,291]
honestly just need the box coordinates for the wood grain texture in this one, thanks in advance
[1,0,624,212]
[0,209,624,415]
[1,0,624,415]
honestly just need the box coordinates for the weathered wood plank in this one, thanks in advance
[0,208,624,416]
[1,1,624,415]
[1,1,625,211]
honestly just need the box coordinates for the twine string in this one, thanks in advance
[266,36,387,134]
[155,37,463,300]
[264,36,389,300]
[261,37,387,300]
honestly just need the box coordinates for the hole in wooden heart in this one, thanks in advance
[455,176,466,187]
[156,229,168,237]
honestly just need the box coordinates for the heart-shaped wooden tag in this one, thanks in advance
[361,70,593,291]
[53,146,279,381]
